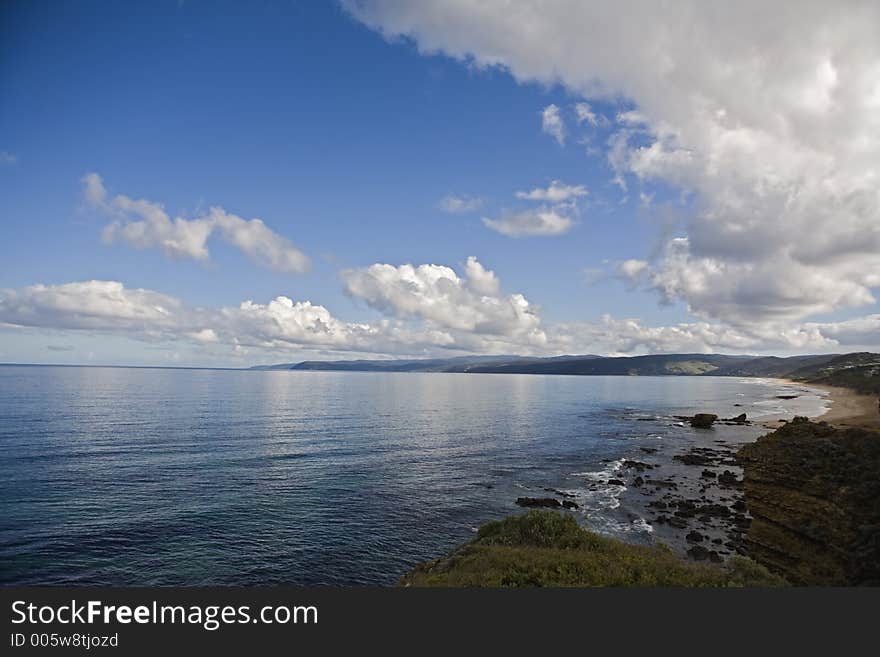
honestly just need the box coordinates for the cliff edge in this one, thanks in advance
[737,417,880,585]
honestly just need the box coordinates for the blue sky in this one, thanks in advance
[1,1,878,365]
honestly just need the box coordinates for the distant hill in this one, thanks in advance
[459,353,752,376]
[708,354,839,377]
[785,352,880,395]
[251,355,553,372]
[250,352,880,393]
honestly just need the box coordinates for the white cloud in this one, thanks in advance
[0,279,434,356]
[85,173,310,272]
[515,180,587,203]
[439,194,484,213]
[617,259,650,284]
[541,104,565,145]
[0,259,546,357]
[482,207,573,237]
[341,256,544,341]
[482,181,585,238]
[2,271,877,359]
[0,280,184,333]
[804,314,880,346]
[346,0,880,331]
[210,208,311,273]
[646,237,874,326]
[463,255,500,295]
[574,102,599,127]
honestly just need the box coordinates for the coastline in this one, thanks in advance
[605,377,877,566]
[762,378,879,430]
[401,377,880,585]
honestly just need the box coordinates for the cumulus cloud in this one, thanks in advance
[0,259,548,357]
[515,180,587,203]
[482,207,573,237]
[341,256,545,342]
[0,279,421,355]
[438,194,484,213]
[541,104,565,145]
[85,173,310,272]
[2,270,877,358]
[346,0,880,330]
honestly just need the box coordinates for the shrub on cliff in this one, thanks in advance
[400,511,785,587]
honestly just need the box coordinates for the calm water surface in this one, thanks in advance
[0,366,826,585]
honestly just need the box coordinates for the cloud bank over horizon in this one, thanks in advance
[3,258,878,363]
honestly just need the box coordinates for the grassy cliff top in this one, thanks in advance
[400,511,785,587]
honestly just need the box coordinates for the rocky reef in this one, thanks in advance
[737,417,880,585]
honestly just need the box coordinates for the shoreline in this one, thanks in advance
[609,377,877,565]
[761,378,879,430]
[402,377,880,584]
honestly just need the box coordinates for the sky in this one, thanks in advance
[0,0,878,367]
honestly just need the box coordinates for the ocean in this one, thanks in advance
[0,365,827,585]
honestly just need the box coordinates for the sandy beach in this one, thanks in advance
[762,379,880,430]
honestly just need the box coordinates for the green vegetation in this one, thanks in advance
[738,417,880,585]
[254,352,880,389]
[789,353,880,395]
[400,511,786,587]
[663,360,719,375]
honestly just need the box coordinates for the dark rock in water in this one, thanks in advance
[633,476,644,487]
[732,500,747,512]
[607,478,625,486]
[687,545,711,560]
[701,469,717,479]
[648,500,668,509]
[562,500,580,510]
[544,487,576,498]
[690,413,718,429]
[722,413,749,424]
[667,517,688,529]
[622,459,652,471]
[674,452,713,466]
[686,531,705,543]
[516,497,561,508]
[718,470,741,487]
[699,503,730,518]
[649,479,678,489]
[640,447,658,454]
[775,394,798,400]
[738,419,880,585]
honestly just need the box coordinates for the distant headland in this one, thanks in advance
[252,351,880,395]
